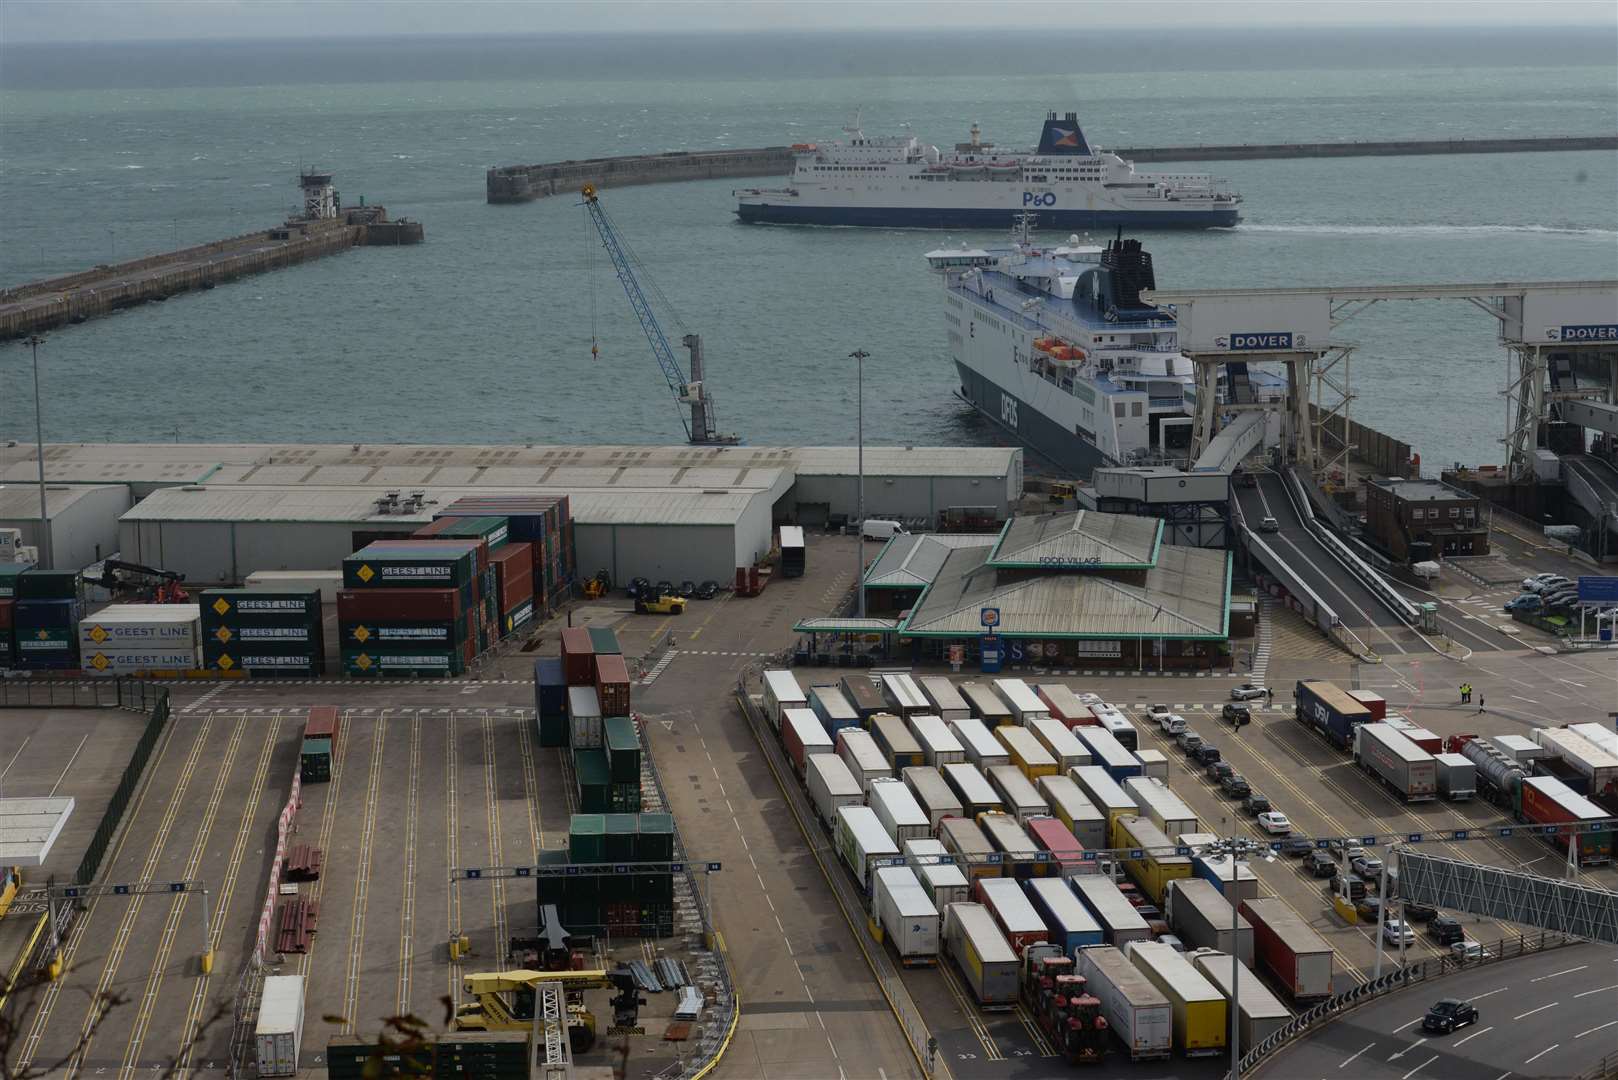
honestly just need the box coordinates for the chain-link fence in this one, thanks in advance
[74,686,171,886]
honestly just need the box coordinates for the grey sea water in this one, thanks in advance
[1,29,1615,470]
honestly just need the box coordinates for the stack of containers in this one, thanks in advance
[534,657,569,746]
[79,604,201,675]
[489,543,535,638]
[12,570,84,670]
[438,496,574,615]
[338,540,483,676]
[0,564,25,667]
[563,627,642,814]
[413,517,507,651]
[540,812,674,936]
[200,589,324,675]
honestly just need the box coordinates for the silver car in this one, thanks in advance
[1230,683,1267,701]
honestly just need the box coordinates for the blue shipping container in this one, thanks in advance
[535,656,568,718]
[14,599,83,629]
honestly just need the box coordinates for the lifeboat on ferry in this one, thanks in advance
[986,162,1021,178]
[791,143,818,151]
[950,163,988,177]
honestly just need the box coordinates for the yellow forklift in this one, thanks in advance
[454,967,644,1053]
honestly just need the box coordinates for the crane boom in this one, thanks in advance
[580,184,737,445]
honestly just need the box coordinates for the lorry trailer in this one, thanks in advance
[868,777,931,845]
[1069,766,1138,833]
[880,672,930,717]
[1188,948,1292,1049]
[807,684,860,734]
[1035,683,1095,728]
[1024,816,1086,877]
[806,753,863,828]
[1295,679,1372,749]
[782,708,835,778]
[941,762,1004,818]
[1075,945,1173,1061]
[1073,727,1141,782]
[904,837,971,908]
[1122,777,1199,840]
[1069,875,1152,948]
[986,764,1051,825]
[838,674,887,721]
[950,716,1011,770]
[1024,877,1105,953]
[1114,816,1192,905]
[995,725,1059,781]
[945,902,1021,1007]
[872,865,941,966]
[1354,722,1437,801]
[836,805,899,891]
[1434,752,1477,801]
[1239,897,1334,1002]
[1518,775,1615,865]
[993,677,1050,723]
[960,681,1013,726]
[939,815,1001,881]
[975,876,1053,955]
[762,670,806,729]
[1166,878,1253,965]
[871,713,926,769]
[917,675,970,720]
[908,713,968,767]
[978,812,1052,879]
[836,727,894,793]
[1036,774,1107,850]
[1026,713,1092,772]
[902,766,965,830]
[1125,940,1227,1057]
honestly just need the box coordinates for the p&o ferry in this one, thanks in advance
[737,111,1241,229]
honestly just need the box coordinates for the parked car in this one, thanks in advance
[1147,704,1171,720]
[695,580,721,600]
[1194,745,1222,766]
[1230,683,1268,701]
[1383,918,1416,945]
[1351,854,1385,880]
[1160,713,1189,735]
[1428,915,1465,945]
[1177,731,1204,754]
[1402,900,1439,922]
[677,580,697,598]
[1522,572,1562,591]
[654,580,676,599]
[1525,575,1570,594]
[1280,836,1313,857]
[1451,940,1491,963]
[626,576,652,599]
[1220,773,1251,798]
[1422,998,1480,1034]
[1223,703,1252,727]
[1243,792,1272,815]
[1206,760,1235,783]
[1334,842,1366,864]
[1256,811,1292,835]
[1504,594,1543,613]
[1356,896,1383,921]
[1331,872,1367,900]
[1259,516,1280,533]
[1305,851,1338,877]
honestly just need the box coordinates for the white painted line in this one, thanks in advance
[1493,1070,1513,1080]
[1339,1043,1375,1069]
[1401,1054,1438,1080]
[1576,1020,1618,1040]
[1389,1037,1428,1059]
[1512,1003,1558,1020]
[1523,1045,1558,1065]
[1531,965,1587,981]
[1470,987,1511,1000]
[1453,1025,1493,1047]
[1393,1017,1423,1034]
[1574,983,1618,997]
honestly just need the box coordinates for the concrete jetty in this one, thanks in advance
[487,134,1617,203]
[0,203,422,342]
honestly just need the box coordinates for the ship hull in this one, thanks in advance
[737,202,1238,229]
[955,360,1114,478]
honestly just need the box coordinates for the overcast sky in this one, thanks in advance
[4,0,1616,43]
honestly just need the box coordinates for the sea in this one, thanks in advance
[1,28,1615,472]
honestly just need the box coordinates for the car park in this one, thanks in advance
[1242,792,1271,815]
[1422,998,1480,1034]
[1428,915,1464,945]
[1219,773,1251,798]
[1230,683,1267,701]
[1256,811,1292,834]
[1451,940,1491,963]
[1305,851,1337,877]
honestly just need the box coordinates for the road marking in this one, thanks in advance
[1454,1025,1493,1046]
[342,711,389,1033]
[1523,1045,1558,1065]
[1470,987,1510,1000]
[1512,1003,1558,1020]
[1389,1036,1428,1059]
[0,735,29,782]
[1531,965,1587,981]
[1577,1020,1618,1039]
[1339,1042,1375,1068]
[1575,983,1618,997]
[49,733,89,796]
[397,714,421,1016]
[1393,1018,1423,1034]
[1401,1054,1438,1080]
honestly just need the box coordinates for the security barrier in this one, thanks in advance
[74,683,171,885]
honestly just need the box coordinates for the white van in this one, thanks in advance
[861,519,908,541]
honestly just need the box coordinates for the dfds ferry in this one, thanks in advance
[736,111,1241,229]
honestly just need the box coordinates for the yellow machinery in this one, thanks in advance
[634,594,686,616]
[583,569,611,600]
[0,867,21,919]
[455,968,642,1053]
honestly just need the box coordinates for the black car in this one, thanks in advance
[1422,998,1479,1034]
[677,580,697,598]
[1243,793,1272,815]
[1305,851,1337,877]
[1194,745,1222,766]
[1331,872,1367,900]
[1356,896,1383,921]
[1403,900,1439,922]
[1222,703,1252,727]
[1220,773,1251,798]
[1206,760,1235,783]
[1428,915,1465,945]
[1280,836,1313,857]
[695,580,721,600]
[626,576,652,599]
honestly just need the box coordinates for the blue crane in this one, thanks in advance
[581,184,737,446]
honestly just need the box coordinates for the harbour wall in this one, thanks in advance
[0,209,423,342]
[486,135,1617,203]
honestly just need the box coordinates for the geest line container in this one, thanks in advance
[950,716,1011,770]
[944,902,1020,1006]
[1075,945,1173,1061]
[335,588,462,622]
[1240,897,1335,1002]
[836,728,893,793]
[1125,940,1227,1057]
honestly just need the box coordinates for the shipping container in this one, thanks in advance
[836,728,893,792]
[873,865,940,964]
[603,716,641,783]
[995,725,1058,781]
[1295,680,1373,749]
[808,754,865,828]
[1533,728,1618,795]
[1115,816,1192,905]
[594,653,632,717]
[1191,853,1263,901]
[1239,898,1334,1002]
[916,675,970,720]
[940,762,1003,819]
[1188,949,1292,1050]
[535,657,567,717]
[993,678,1049,724]
[244,571,343,606]
[783,708,835,777]
[1024,876,1104,952]
[1073,727,1141,782]
[1024,816,1086,877]
[902,766,965,830]
[1069,766,1139,833]
[985,765,1050,825]
[960,681,1013,726]
[1166,879,1253,965]
[82,646,202,675]
[1122,778,1200,840]
[949,716,1011,770]
[416,514,510,550]
[1070,877,1153,948]
[587,627,621,655]
[1354,723,1438,802]
[561,627,596,686]
[904,837,971,908]
[978,812,1051,880]
[1025,714,1091,773]
[334,587,462,623]
[1347,689,1387,722]
[1075,945,1173,1061]
[14,570,80,600]
[1134,749,1170,781]
[808,685,861,734]
[836,805,899,890]
[255,975,305,1077]
[78,603,201,648]
[908,714,967,767]
[1035,683,1095,728]
[568,686,604,749]
[939,815,1001,880]
[838,674,888,720]
[342,648,462,677]
[0,565,31,599]
[871,713,925,769]
[880,673,930,717]
[1124,940,1227,1057]
[343,543,477,589]
[763,670,807,729]
[1434,753,1477,801]
[974,876,1051,956]
[1036,775,1107,851]
[945,903,1021,1006]
[869,777,932,845]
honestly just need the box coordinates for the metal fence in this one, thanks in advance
[73,685,171,886]
[0,677,117,708]
[1242,930,1580,1078]
[1576,1050,1618,1080]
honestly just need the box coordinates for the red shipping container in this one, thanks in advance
[491,542,534,611]
[1403,728,1442,754]
[560,627,595,685]
[0,599,12,631]
[1024,817,1085,874]
[337,588,461,622]
[305,706,340,741]
[594,653,632,716]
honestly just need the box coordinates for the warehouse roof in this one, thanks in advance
[0,483,128,521]
[0,796,75,867]
[121,484,770,527]
[865,533,999,588]
[986,510,1162,570]
[901,544,1230,640]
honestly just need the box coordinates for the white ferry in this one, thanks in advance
[737,111,1240,229]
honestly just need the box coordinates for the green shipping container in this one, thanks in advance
[431,516,511,550]
[587,627,622,655]
[0,565,32,599]
[603,716,641,784]
[597,870,635,904]
[574,748,611,813]
[300,737,332,783]
[342,547,475,589]
[636,813,676,861]
[536,713,568,748]
[15,570,80,601]
[603,813,638,861]
[568,813,607,863]
[341,648,463,677]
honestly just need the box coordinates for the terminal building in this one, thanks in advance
[1364,476,1488,562]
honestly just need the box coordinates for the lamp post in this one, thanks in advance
[27,335,51,570]
[1201,834,1273,1080]
[849,349,869,618]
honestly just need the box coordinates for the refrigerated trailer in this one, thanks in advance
[917,675,970,720]
[1075,945,1173,1061]
[993,677,1049,723]
[902,766,965,830]
[1026,714,1091,772]
[941,762,1004,818]
[950,716,1011,770]
[255,975,305,1077]
[1123,777,1200,840]
[986,764,1050,825]
[868,777,931,845]
[908,713,967,767]
[806,753,864,828]
[836,805,899,891]
[762,670,807,729]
